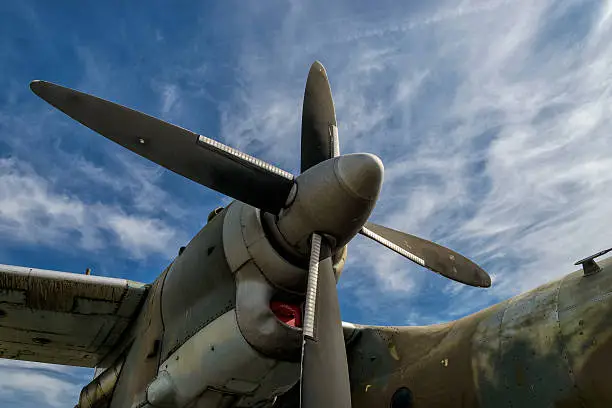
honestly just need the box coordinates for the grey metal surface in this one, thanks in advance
[78,354,126,408]
[276,153,383,254]
[145,310,299,408]
[226,201,307,293]
[160,208,236,360]
[361,221,491,287]
[0,264,147,367]
[30,80,294,214]
[301,61,339,172]
[302,233,322,340]
[234,262,303,361]
[110,268,168,408]
[223,201,304,360]
[300,240,351,408]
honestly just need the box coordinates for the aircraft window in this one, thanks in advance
[390,387,413,408]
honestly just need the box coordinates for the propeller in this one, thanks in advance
[301,61,340,171]
[29,80,294,215]
[360,222,491,288]
[300,233,351,408]
[30,60,491,408]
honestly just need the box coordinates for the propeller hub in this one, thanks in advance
[276,153,384,255]
[335,152,384,201]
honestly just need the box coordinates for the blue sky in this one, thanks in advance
[2,0,612,406]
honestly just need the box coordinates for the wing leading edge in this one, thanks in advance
[0,264,148,367]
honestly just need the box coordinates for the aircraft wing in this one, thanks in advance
[0,264,148,367]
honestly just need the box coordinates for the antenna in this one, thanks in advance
[574,247,612,276]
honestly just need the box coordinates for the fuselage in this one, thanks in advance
[346,256,612,408]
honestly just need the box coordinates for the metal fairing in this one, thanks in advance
[0,264,148,367]
[109,268,168,408]
[145,310,299,407]
[116,202,317,408]
[132,202,304,407]
[79,354,126,408]
[101,210,237,408]
[223,201,306,359]
[160,208,236,360]
[344,256,612,407]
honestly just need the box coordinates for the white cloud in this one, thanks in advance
[0,359,76,375]
[0,359,88,408]
[108,213,181,258]
[161,84,179,114]
[0,158,186,259]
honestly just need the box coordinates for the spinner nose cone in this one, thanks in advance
[275,153,384,253]
[334,153,384,201]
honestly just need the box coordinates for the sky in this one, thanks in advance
[1,0,611,406]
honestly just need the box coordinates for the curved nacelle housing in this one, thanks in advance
[223,201,346,358]
[128,201,347,408]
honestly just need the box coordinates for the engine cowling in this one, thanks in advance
[136,201,347,408]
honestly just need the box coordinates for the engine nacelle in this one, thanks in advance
[143,309,299,407]
[135,201,347,408]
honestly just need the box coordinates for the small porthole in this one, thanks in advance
[390,387,413,408]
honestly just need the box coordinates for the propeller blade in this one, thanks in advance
[300,233,351,408]
[360,222,491,288]
[30,80,294,214]
[301,61,339,173]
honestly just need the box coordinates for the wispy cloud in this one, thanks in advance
[0,157,186,259]
[0,359,89,408]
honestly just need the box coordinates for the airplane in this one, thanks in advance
[0,61,610,408]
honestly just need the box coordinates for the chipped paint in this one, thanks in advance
[0,264,148,367]
[388,344,400,361]
[346,257,612,408]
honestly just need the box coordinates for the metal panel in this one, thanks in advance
[496,281,574,406]
[160,209,236,360]
[145,310,298,408]
[0,264,148,367]
[558,257,612,407]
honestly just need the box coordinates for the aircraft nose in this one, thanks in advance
[334,153,384,201]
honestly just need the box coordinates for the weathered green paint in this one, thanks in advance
[346,257,612,408]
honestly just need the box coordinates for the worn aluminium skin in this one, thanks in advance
[346,256,612,408]
[0,264,147,366]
